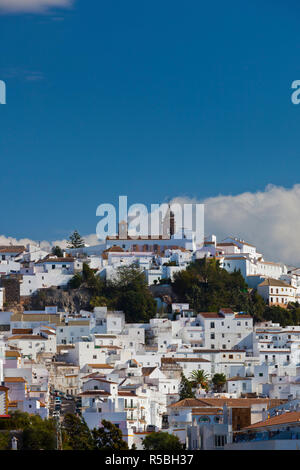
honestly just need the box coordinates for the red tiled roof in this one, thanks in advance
[0,246,25,253]
[243,411,300,430]
[161,357,210,364]
[4,377,26,383]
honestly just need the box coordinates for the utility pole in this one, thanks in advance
[56,417,63,450]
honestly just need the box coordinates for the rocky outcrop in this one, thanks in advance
[23,286,94,313]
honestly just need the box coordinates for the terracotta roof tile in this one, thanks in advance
[243,411,300,431]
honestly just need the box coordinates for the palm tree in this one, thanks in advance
[211,373,227,392]
[189,369,210,391]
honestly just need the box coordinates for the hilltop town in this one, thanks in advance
[1,222,300,450]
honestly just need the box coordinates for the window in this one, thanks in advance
[210,322,215,329]
[215,435,227,447]
[199,416,209,422]
[210,333,215,339]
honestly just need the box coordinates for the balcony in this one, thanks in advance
[234,431,300,443]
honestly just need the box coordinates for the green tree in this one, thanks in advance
[142,432,183,450]
[22,416,56,450]
[0,412,57,450]
[62,413,94,450]
[92,419,128,450]
[0,431,11,450]
[172,257,266,320]
[90,295,108,308]
[189,369,210,391]
[263,305,293,327]
[67,230,85,249]
[211,373,227,392]
[109,265,157,322]
[51,245,64,257]
[68,272,83,289]
[0,410,30,430]
[68,263,106,295]
[179,373,195,400]
[82,262,96,284]
[68,262,156,321]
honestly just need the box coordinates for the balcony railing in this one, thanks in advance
[234,431,300,443]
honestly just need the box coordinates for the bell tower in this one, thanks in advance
[118,220,128,239]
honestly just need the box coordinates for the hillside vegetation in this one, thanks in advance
[27,258,300,326]
[172,258,300,325]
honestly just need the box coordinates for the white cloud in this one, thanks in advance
[0,0,73,14]
[0,235,52,251]
[171,184,300,265]
[0,233,100,252]
[2,184,300,265]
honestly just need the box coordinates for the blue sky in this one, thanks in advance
[1,0,300,244]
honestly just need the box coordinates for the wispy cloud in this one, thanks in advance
[24,71,44,81]
[0,0,74,14]
[0,68,44,82]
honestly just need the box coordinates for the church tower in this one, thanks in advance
[162,205,176,239]
[118,220,128,239]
